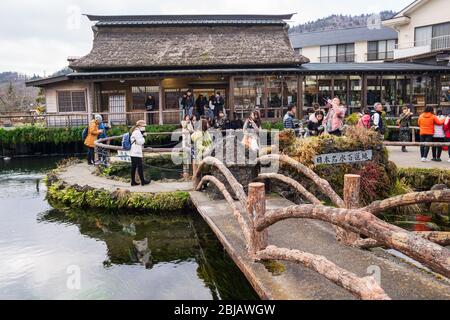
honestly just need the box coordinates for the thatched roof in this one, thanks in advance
[70,24,309,71]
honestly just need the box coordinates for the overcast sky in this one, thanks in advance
[0,0,412,75]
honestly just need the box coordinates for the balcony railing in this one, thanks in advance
[366,51,394,61]
[319,54,356,63]
[395,35,450,51]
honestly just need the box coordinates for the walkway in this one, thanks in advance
[57,163,192,193]
[190,191,450,300]
[387,146,450,169]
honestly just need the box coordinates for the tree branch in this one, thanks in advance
[363,190,450,215]
[258,154,345,208]
[256,246,390,300]
[257,205,450,277]
[256,173,322,205]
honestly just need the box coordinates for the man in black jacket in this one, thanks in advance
[145,95,156,125]
[213,92,225,118]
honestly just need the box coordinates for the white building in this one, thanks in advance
[290,26,398,63]
[383,0,450,64]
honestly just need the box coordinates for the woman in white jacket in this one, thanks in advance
[130,120,150,186]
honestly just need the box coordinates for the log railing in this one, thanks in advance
[193,155,450,300]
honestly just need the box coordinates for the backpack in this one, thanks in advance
[82,127,89,141]
[358,115,371,129]
[122,133,133,151]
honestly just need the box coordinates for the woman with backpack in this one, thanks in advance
[129,120,151,187]
[84,114,104,166]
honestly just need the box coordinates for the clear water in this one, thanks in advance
[0,157,258,300]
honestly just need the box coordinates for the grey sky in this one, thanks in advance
[0,0,412,75]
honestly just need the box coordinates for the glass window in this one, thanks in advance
[367,76,381,106]
[367,40,396,61]
[412,76,427,113]
[432,22,450,50]
[381,76,396,116]
[349,76,362,110]
[320,44,354,63]
[234,77,264,119]
[57,91,86,113]
[367,41,378,61]
[318,76,332,106]
[303,76,318,109]
[441,75,450,108]
[164,88,188,110]
[320,46,329,63]
[333,76,348,106]
[415,26,432,46]
[132,86,159,110]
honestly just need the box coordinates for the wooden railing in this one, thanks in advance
[192,155,450,300]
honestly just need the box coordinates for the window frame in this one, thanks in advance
[56,90,87,113]
[367,39,396,61]
[320,43,354,63]
[415,22,450,46]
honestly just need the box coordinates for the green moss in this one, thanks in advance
[398,168,450,191]
[279,126,396,205]
[46,178,190,213]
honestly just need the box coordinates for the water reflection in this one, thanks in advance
[0,157,258,300]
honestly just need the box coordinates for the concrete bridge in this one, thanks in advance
[55,146,450,300]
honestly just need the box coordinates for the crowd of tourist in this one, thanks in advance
[82,91,450,188]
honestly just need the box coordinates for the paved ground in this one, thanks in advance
[190,192,450,300]
[387,146,450,169]
[57,163,192,193]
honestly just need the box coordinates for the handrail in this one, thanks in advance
[256,204,450,278]
[256,246,390,300]
[193,156,247,210]
[195,175,252,246]
[257,154,345,208]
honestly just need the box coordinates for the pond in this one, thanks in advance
[0,157,258,300]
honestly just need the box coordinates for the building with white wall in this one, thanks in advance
[383,0,450,64]
[290,26,398,63]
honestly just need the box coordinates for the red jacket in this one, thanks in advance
[444,119,450,139]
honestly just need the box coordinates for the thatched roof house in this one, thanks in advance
[70,14,309,71]
[27,13,450,127]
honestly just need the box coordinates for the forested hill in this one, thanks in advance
[289,11,396,34]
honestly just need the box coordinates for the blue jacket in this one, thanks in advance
[98,123,108,139]
[283,113,295,129]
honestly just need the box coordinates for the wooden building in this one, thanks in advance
[27,14,450,127]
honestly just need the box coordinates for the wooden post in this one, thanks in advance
[336,174,361,244]
[263,76,269,120]
[158,80,164,125]
[247,182,268,259]
[298,75,304,120]
[229,76,235,121]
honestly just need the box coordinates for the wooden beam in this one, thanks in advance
[229,76,235,120]
[336,175,361,245]
[247,183,268,259]
[158,80,164,125]
[298,75,304,119]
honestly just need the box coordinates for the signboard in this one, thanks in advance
[314,150,373,165]
[117,151,131,163]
